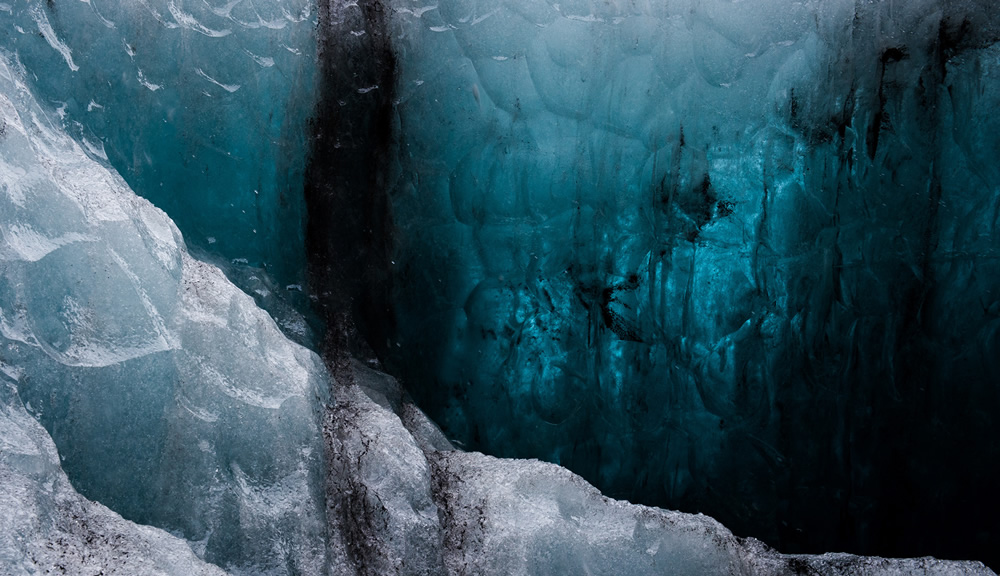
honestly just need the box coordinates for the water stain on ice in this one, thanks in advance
[205,0,242,19]
[137,69,162,92]
[397,5,437,17]
[81,0,116,29]
[471,9,499,26]
[236,14,287,30]
[177,394,220,423]
[244,49,275,68]
[564,13,604,22]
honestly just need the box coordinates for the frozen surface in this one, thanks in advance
[0,54,329,575]
[1,0,998,573]
[324,365,447,576]
[0,44,994,574]
[360,0,1000,563]
[326,360,996,576]
[0,0,319,341]
[0,382,230,576]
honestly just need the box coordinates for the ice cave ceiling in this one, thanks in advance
[0,0,999,574]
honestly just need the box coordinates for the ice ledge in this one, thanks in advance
[3,358,992,576]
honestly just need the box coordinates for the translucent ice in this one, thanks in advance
[0,383,228,576]
[2,0,998,573]
[358,0,1000,563]
[0,54,329,575]
[0,0,319,337]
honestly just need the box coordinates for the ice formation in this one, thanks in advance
[328,359,997,576]
[0,0,319,342]
[2,42,993,576]
[1,383,228,576]
[1,0,998,574]
[0,54,329,574]
[337,0,1000,562]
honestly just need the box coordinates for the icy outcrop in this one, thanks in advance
[0,55,328,575]
[0,383,229,576]
[0,0,318,332]
[327,360,995,576]
[324,365,448,576]
[353,0,1000,562]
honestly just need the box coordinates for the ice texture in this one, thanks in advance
[326,360,996,576]
[0,0,319,338]
[324,365,448,576]
[2,0,999,573]
[0,383,228,576]
[353,0,1000,563]
[0,54,329,575]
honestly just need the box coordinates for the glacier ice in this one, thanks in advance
[321,0,1000,563]
[1,0,998,573]
[0,54,329,575]
[326,358,996,576]
[0,382,227,576]
[0,0,320,342]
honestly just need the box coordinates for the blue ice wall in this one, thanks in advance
[371,0,1000,565]
[0,0,318,341]
[3,25,997,575]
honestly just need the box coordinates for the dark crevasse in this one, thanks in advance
[2,24,996,573]
[4,0,998,570]
[306,0,398,376]
[309,0,1000,569]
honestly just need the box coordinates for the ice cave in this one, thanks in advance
[0,0,998,574]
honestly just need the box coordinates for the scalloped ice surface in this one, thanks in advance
[1,39,995,576]
[367,0,1000,566]
[0,0,999,575]
[0,54,329,575]
[0,0,319,345]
